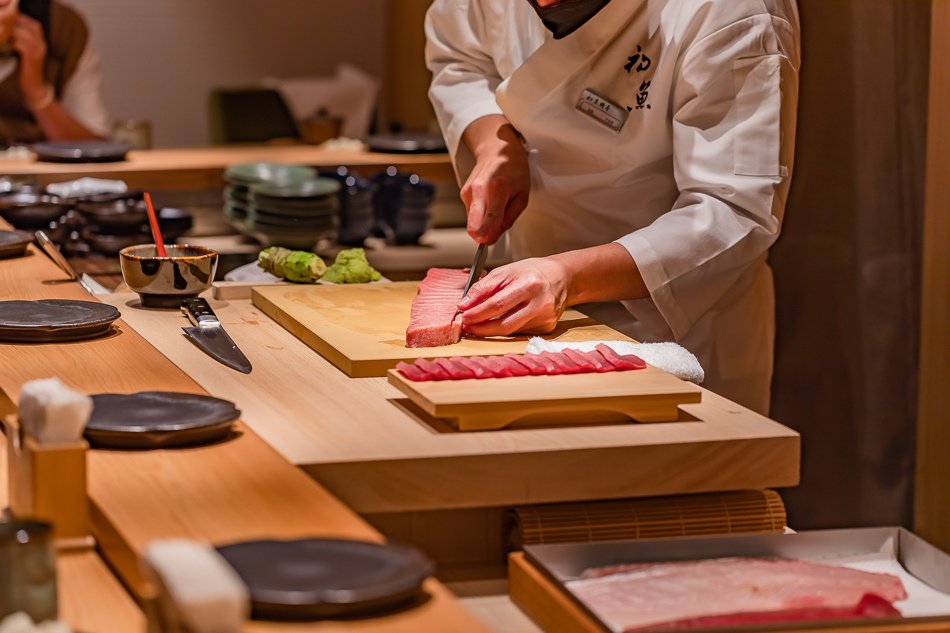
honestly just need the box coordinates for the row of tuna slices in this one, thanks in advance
[396,344,646,382]
[405,268,468,348]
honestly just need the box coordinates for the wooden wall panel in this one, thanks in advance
[914,0,950,553]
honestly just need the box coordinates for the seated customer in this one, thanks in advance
[0,0,109,143]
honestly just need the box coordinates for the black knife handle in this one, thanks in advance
[181,297,218,325]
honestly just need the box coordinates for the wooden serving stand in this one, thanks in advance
[387,367,701,431]
[2,415,92,550]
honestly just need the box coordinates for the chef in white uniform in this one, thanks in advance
[425,0,800,414]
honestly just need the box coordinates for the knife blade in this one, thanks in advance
[461,243,489,299]
[181,298,252,374]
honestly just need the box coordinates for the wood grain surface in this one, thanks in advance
[252,282,629,377]
[0,145,455,188]
[387,367,701,430]
[100,291,800,514]
[0,240,488,633]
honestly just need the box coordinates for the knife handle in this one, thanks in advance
[181,297,218,326]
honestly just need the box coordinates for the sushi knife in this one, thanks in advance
[461,243,489,298]
[181,298,252,374]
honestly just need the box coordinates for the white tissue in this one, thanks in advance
[0,614,71,633]
[45,178,127,199]
[144,540,249,633]
[0,613,36,633]
[525,337,705,384]
[17,378,92,444]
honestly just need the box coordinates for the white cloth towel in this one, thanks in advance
[525,337,705,384]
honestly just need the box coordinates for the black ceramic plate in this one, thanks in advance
[86,391,239,449]
[0,230,34,258]
[216,539,434,619]
[0,299,120,343]
[32,141,131,163]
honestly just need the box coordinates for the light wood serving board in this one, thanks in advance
[388,368,702,431]
[253,282,631,377]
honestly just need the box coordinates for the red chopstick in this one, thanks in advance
[143,192,167,257]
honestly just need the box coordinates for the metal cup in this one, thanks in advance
[0,520,57,622]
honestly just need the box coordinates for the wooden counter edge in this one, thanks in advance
[508,553,950,633]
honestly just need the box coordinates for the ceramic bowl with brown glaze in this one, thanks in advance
[119,244,218,309]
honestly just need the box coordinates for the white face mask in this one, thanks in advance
[528,0,611,39]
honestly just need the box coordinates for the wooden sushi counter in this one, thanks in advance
[0,145,456,189]
[0,217,800,633]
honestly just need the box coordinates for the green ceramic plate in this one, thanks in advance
[249,177,340,199]
[224,162,316,186]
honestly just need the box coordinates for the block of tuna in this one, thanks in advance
[567,557,907,633]
[405,268,468,348]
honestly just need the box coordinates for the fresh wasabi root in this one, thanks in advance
[321,248,382,284]
[258,247,326,283]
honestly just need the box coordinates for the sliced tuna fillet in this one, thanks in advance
[480,356,516,377]
[506,353,547,376]
[581,349,614,372]
[567,557,907,633]
[595,343,647,370]
[540,351,584,374]
[396,349,649,381]
[434,357,476,380]
[406,268,468,348]
[396,361,429,382]
[563,348,599,372]
[500,355,532,376]
[414,358,451,381]
[455,356,493,379]
[529,352,563,374]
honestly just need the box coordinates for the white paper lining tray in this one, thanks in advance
[524,527,950,631]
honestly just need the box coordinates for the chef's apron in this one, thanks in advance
[494,0,779,413]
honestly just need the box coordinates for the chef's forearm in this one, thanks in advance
[552,243,649,306]
[461,114,521,159]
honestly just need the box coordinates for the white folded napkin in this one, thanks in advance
[17,378,92,444]
[525,337,705,384]
[45,177,127,199]
[143,540,249,633]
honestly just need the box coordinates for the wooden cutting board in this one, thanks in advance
[252,282,632,377]
[388,367,702,431]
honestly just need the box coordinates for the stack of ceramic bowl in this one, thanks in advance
[223,162,315,226]
[247,178,340,249]
[318,168,377,247]
[371,168,436,245]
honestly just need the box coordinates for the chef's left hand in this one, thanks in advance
[458,257,569,337]
[12,14,48,104]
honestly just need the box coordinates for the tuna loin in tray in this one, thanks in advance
[567,557,907,632]
[405,268,468,348]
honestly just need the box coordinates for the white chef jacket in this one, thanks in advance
[426,0,800,414]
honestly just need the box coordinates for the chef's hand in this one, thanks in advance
[461,115,530,246]
[458,257,568,337]
[12,14,49,107]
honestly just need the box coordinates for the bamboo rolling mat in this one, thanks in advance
[508,490,786,548]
